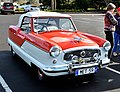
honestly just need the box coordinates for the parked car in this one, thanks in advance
[24,5,40,12]
[1,2,14,14]
[17,5,40,12]
[30,6,40,12]
[13,2,19,12]
[0,2,4,11]
[15,5,27,12]
[21,5,31,12]
[8,11,111,80]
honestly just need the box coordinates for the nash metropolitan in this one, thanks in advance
[8,11,111,80]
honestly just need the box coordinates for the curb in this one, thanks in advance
[69,14,105,16]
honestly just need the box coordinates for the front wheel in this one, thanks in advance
[31,64,47,81]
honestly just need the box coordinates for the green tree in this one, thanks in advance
[74,0,91,10]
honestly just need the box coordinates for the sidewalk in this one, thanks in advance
[64,12,105,16]
[14,10,106,16]
[69,13,105,16]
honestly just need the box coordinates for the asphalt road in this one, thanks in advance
[0,14,120,92]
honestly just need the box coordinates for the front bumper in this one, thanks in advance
[100,58,110,68]
[43,59,110,76]
[2,9,14,12]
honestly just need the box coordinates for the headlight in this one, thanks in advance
[103,41,111,51]
[49,46,61,58]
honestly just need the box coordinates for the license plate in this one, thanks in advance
[6,7,10,8]
[75,67,97,76]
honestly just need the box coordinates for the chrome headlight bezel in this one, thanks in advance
[49,46,61,58]
[103,41,111,51]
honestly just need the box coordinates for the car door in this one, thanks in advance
[14,17,31,46]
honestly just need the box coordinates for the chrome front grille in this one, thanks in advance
[64,49,101,64]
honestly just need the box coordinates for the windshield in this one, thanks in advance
[33,17,76,33]
[4,3,13,6]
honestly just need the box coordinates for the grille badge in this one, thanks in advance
[78,57,84,63]
[80,51,86,57]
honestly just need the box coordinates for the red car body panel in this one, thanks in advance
[9,26,26,46]
[81,32,106,47]
[26,32,55,52]
[9,26,106,52]
[39,31,99,50]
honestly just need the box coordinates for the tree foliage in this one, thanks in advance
[40,0,120,10]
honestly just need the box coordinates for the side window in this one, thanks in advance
[21,17,31,33]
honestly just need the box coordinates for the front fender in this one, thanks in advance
[81,32,107,47]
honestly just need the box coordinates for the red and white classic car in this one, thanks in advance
[8,11,111,80]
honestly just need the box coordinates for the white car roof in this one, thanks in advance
[17,11,71,27]
[23,11,71,18]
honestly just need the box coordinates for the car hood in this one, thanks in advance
[40,31,99,50]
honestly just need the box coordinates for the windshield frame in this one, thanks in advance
[32,17,77,33]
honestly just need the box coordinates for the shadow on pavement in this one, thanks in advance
[112,56,120,63]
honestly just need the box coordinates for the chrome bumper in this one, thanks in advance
[42,59,109,77]
[43,63,98,76]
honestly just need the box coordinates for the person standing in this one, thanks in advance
[112,7,120,56]
[104,3,118,58]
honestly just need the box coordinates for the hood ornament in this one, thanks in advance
[73,36,82,42]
